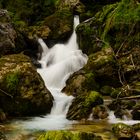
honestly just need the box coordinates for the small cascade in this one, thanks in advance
[20,15,88,130]
[108,111,140,125]
[38,38,49,59]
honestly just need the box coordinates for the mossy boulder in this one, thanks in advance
[92,105,109,119]
[43,8,73,41]
[0,131,7,140]
[79,0,120,21]
[131,104,140,120]
[0,54,53,116]
[0,0,58,25]
[81,0,140,57]
[0,109,6,122]
[62,70,99,96]
[0,9,17,57]
[108,99,135,119]
[57,0,85,14]
[26,8,73,42]
[37,130,102,140]
[100,85,114,96]
[84,47,120,87]
[133,123,140,132]
[112,123,135,140]
[67,91,103,120]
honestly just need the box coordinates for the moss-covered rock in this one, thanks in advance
[131,104,140,120]
[85,47,120,87]
[112,123,135,140]
[0,54,53,116]
[0,109,6,122]
[79,0,120,21]
[133,123,140,132]
[100,86,114,96]
[43,8,73,41]
[66,91,103,120]
[92,105,109,119]
[0,131,7,140]
[108,99,135,119]
[37,130,102,140]
[62,70,99,96]
[0,0,58,25]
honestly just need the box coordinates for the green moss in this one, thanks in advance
[77,0,140,55]
[5,71,20,93]
[43,8,73,40]
[100,86,114,96]
[1,0,59,26]
[101,0,140,51]
[67,90,103,120]
[82,73,99,91]
[84,91,103,108]
[38,130,102,140]
[112,123,134,139]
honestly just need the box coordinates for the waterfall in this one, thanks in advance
[21,15,88,130]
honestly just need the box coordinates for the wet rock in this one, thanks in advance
[131,104,140,120]
[67,91,103,120]
[92,105,109,119]
[100,86,114,96]
[108,99,134,119]
[62,71,86,96]
[0,9,17,56]
[37,130,103,140]
[85,47,119,87]
[133,123,140,131]
[0,131,7,140]
[0,54,53,116]
[62,70,99,96]
[114,108,131,119]
[109,99,136,111]
[112,123,135,140]
[0,109,6,122]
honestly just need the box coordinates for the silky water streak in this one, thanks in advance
[21,15,88,130]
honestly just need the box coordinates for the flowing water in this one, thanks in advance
[2,16,140,140]
[2,16,88,139]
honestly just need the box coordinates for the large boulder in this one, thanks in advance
[131,104,140,120]
[0,109,6,122]
[112,123,135,140]
[0,54,53,116]
[31,8,73,42]
[0,131,7,140]
[62,70,99,96]
[0,0,57,25]
[66,91,103,120]
[37,130,102,140]
[26,8,73,47]
[92,105,109,119]
[0,9,17,57]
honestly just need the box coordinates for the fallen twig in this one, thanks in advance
[0,88,13,98]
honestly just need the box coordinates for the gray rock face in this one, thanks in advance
[0,9,17,56]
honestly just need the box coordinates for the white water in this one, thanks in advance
[108,111,140,125]
[17,15,88,130]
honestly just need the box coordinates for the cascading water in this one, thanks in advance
[20,15,88,130]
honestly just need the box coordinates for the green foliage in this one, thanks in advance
[1,0,59,26]
[100,0,140,51]
[6,71,20,93]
